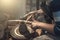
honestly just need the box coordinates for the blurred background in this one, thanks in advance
[0,0,26,20]
[0,0,42,20]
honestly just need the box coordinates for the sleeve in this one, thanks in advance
[54,23,60,36]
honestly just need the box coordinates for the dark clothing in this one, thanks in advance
[50,0,60,36]
[50,0,60,12]
[54,22,60,36]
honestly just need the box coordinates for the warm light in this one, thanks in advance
[0,0,26,19]
[1,0,14,4]
[0,0,18,9]
[0,0,16,7]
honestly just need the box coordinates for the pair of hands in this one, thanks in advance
[27,9,44,27]
[25,9,46,36]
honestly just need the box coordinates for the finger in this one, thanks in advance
[23,11,37,18]
[36,29,42,36]
[37,9,44,13]
[26,14,32,21]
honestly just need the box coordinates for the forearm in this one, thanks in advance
[32,22,55,33]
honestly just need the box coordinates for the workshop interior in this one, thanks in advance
[0,0,59,40]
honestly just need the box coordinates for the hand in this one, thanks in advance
[32,18,39,27]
